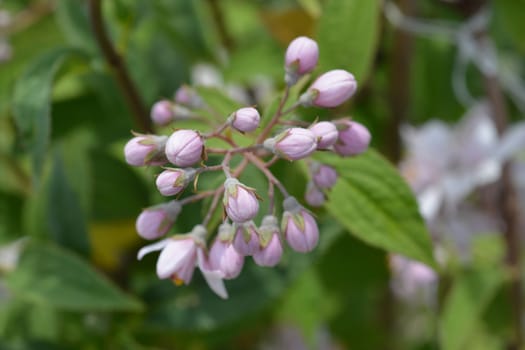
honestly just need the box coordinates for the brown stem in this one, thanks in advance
[179,190,216,205]
[484,73,523,350]
[88,0,152,133]
[245,153,289,197]
[206,0,234,51]
[256,87,290,144]
[385,0,415,163]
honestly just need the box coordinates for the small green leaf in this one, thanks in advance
[440,263,506,350]
[316,150,436,267]
[317,0,381,83]
[6,243,143,312]
[12,48,85,183]
[47,150,90,256]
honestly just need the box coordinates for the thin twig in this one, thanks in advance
[88,0,152,133]
[245,153,289,197]
[179,190,216,205]
[256,86,290,143]
[385,0,415,163]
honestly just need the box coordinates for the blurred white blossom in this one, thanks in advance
[400,102,525,221]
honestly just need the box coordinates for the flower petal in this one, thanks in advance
[197,249,228,299]
[137,239,169,260]
[156,239,196,279]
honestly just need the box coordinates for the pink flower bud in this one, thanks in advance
[174,85,203,108]
[285,36,319,86]
[209,224,244,279]
[300,70,357,108]
[156,168,196,196]
[281,197,319,253]
[151,100,174,125]
[309,121,338,149]
[333,120,371,156]
[135,201,182,240]
[253,216,283,267]
[311,163,338,189]
[305,182,325,207]
[174,85,192,105]
[233,222,260,256]
[165,130,204,167]
[263,128,317,160]
[124,134,167,167]
[223,178,260,223]
[228,107,260,132]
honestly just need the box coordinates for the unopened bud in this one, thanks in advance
[305,182,325,207]
[233,222,260,256]
[174,85,204,108]
[228,107,260,132]
[223,178,260,223]
[311,163,338,189]
[253,216,283,267]
[151,100,174,125]
[124,134,167,167]
[281,197,319,253]
[263,127,317,160]
[285,36,319,86]
[333,120,371,156]
[209,235,244,279]
[309,121,338,149]
[300,70,357,108]
[156,168,196,196]
[165,130,204,167]
[135,201,182,240]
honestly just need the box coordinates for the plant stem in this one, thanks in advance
[256,86,290,143]
[179,190,216,205]
[207,144,265,155]
[484,71,523,350]
[384,0,415,163]
[245,153,289,197]
[88,0,152,133]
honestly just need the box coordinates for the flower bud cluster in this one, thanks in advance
[125,36,371,299]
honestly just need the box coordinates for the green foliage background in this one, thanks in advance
[0,0,523,349]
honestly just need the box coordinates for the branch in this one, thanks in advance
[88,0,152,133]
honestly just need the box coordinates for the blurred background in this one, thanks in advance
[0,0,524,349]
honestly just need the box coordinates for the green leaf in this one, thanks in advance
[6,242,143,312]
[317,234,390,349]
[316,149,436,267]
[55,0,96,53]
[494,0,525,52]
[0,191,24,243]
[90,149,150,221]
[317,0,381,83]
[12,48,85,183]
[47,150,90,256]
[439,264,506,350]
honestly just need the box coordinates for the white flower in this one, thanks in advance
[401,102,525,220]
[138,227,228,299]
